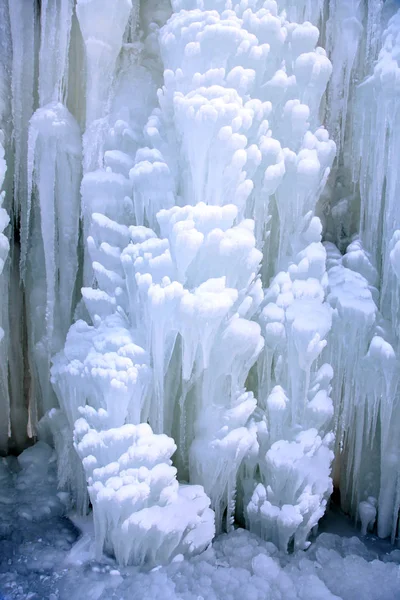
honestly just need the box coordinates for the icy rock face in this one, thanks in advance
[74,409,215,566]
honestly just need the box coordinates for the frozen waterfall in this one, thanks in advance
[0,0,400,568]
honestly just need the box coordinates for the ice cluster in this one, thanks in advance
[1,0,400,572]
[47,0,339,560]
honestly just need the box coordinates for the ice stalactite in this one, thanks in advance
[318,1,385,252]
[324,8,400,543]
[76,0,133,175]
[22,0,82,431]
[0,0,29,455]
[74,408,214,566]
[38,0,75,107]
[323,237,400,542]
[77,0,162,288]
[76,0,133,128]
[26,104,82,420]
[0,132,9,453]
[50,0,337,559]
[355,10,400,279]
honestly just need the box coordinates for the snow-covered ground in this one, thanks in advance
[0,443,399,600]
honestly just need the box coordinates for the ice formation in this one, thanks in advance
[74,409,214,565]
[0,129,9,452]
[1,0,400,574]
[1,447,400,600]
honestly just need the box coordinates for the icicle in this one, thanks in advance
[8,0,37,277]
[74,411,215,566]
[38,0,75,107]
[247,216,334,552]
[27,103,81,420]
[0,130,9,453]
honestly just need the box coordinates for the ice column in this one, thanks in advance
[74,408,214,566]
[0,132,9,453]
[27,103,81,418]
[8,0,37,257]
[246,216,335,552]
[38,0,75,107]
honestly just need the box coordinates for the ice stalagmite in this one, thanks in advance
[74,408,214,566]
